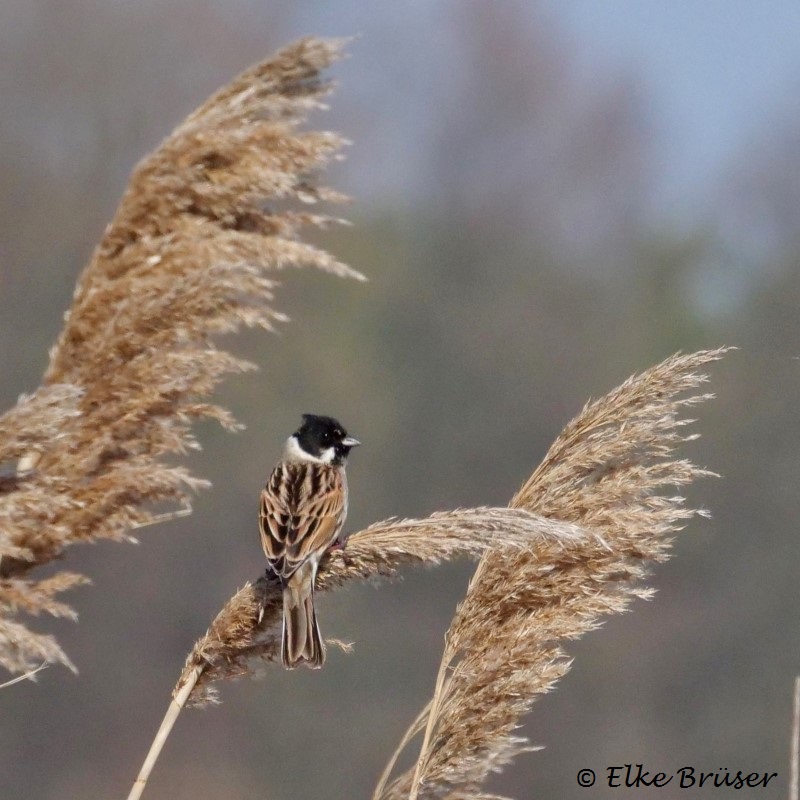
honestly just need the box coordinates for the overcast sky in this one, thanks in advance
[544,1,800,214]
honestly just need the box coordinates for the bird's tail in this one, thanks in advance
[281,561,324,669]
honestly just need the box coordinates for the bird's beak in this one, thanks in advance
[342,436,361,448]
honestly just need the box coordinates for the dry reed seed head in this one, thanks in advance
[49,38,356,388]
[179,508,590,706]
[179,577,283,706]
[379,349,729,800]
[0,385,83,465]
[0,618,75,674]
[0,37,356,675]
[0,573,89,619]
[513,349,727,516]
[179,353,726,711]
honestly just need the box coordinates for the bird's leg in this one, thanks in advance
[326,537,353,567]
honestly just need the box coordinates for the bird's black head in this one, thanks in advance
[294,414,360,465]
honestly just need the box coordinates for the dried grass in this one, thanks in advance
[3,26,731,800]
[0,37,357,675]
[179,508,590,706]
[127,511,589,800]
[378,348,728,800]
[127,350,725,800]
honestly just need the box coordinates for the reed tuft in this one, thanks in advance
[378,348,728,800]
[131,350,725,800]
[0,37,357,675]
[128,509,588,799]
[179,508,589,706]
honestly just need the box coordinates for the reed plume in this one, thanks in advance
[181,508,589,706]
[0,37,358,675]
[377,348,728,800]
[128,510,589,799]
[128,350,725,800]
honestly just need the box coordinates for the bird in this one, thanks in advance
[259,414,360,669]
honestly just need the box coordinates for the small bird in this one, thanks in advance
[259,414,360,669]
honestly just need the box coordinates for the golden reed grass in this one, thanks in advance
[128,349,727,799]
[0,27,730,799]
[0,37,359,676]
[128,510,589,798]
[384,349,728,800]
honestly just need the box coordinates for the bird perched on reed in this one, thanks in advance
[259,414,360,668]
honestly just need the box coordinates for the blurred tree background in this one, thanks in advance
[1,2,799,798]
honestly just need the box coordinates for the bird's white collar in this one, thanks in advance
[282,435,336,465]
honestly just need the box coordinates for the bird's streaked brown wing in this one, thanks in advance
[259,462,345,579]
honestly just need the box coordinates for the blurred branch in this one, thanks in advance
[0,661,47,690]
[791,676,799,800]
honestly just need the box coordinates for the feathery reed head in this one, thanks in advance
[178,508,587,705]
[176,350,726,721]
[0,37,357,674]
[378,348,728,800]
